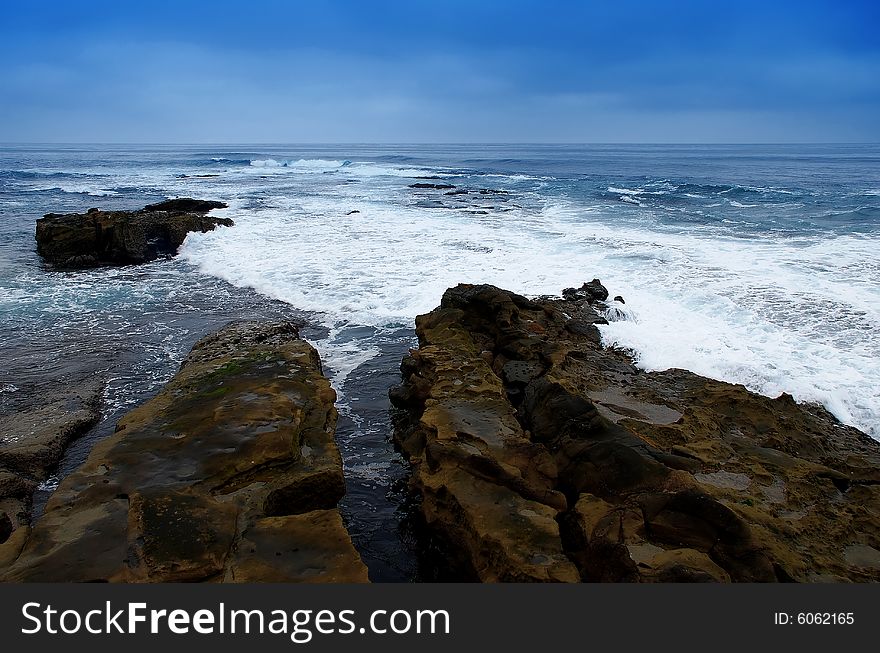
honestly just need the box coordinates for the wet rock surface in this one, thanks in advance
[408,183,456,190]
[404,181,520,215]
[391,282,880,582]
[2,321,367,582]
[0,376,102,539]
[35,198,233,268]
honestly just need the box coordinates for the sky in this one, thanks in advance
[0,0,878,143]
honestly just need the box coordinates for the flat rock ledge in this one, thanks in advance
[390,283,880,582]
[35,197,233,268]
[0,376,102,543]
[1,321,368,582]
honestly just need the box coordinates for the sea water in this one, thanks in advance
[2,143,878,578]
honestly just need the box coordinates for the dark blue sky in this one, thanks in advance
[1,0,878,142]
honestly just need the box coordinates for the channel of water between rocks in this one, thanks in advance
[27,316,424,582]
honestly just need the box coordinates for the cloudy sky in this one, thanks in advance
[1,0,878,142]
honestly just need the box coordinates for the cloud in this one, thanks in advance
[0,1,878,142]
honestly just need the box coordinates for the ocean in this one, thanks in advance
[1,143,879,579]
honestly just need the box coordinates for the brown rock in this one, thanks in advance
[389,292,574,581]
[227,511,375,583]
[2,321,367,583]
[641,548,731,583]
[0,526,29,570]
[419,468,578,582]
[0,377,102,540]
[392,283,880,582]
[35,198,233,268]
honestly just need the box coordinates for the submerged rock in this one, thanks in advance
[142,198,227,213]
[35,198,233,268]
[2,321,368,582]
[391,283,880,582]
[408,183,456,190]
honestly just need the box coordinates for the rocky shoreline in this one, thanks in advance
[3,278,879,582]
[0,197,238,550]
[3,202,879,582]
[390,283,880,582]
[0,374,102,555]
[2,321,367,582]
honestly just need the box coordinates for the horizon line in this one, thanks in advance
[2,141,879,147]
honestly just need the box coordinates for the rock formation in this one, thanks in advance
[2,321,368,582]
[409,183,456,190]
[0,377,102,544]
[35,198,233,268]
[142,199,227,213]
[391,282,880,582]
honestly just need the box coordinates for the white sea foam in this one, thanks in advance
[728,200,759,208]
[594,230,880,437]
[608,186,642,195]
[244,158,450,179]
[7,147,876,439]
[480,173,555,181]
[250,158,344,169]
[180,191,880,437]
[608,185,670,199]
[342,163,454,178]
[36,475,60,492]
[748,185,795,194]
[310,321,383,397]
